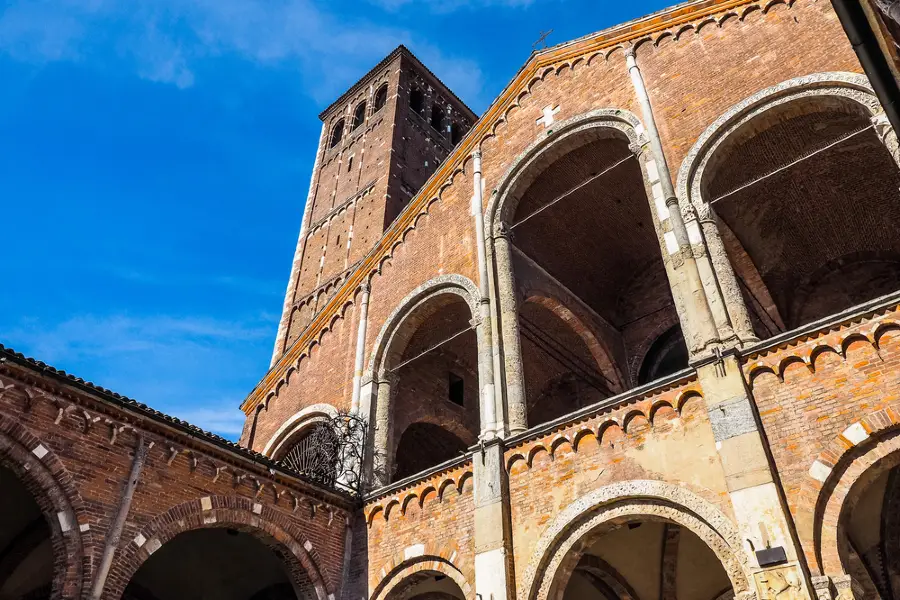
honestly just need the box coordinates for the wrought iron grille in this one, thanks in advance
[277,412,369,496]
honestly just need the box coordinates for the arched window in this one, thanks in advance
[352,101,366,130]
[450,122,464,145]
[409,87,424,115]
[431,106,446,134]
[277,422,339,485]
[373,84,388,112]
[329,119,344,148]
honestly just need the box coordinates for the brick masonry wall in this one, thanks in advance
[503,379,731,596]
[0,364,351,599]
[252,0,867,433]
[363,462,476,599]
[742,303,900,573]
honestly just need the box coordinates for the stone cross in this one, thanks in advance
[536,105,560,128]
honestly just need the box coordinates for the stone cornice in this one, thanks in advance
[241,0,766,414]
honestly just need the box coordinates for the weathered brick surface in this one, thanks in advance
[0,360,351,599]
[742,303,900,574]
[363,462,476,598]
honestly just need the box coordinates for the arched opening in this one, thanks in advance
[374,85,388,113]
[450,123,464,146]
[385,569,466,600]
[702,94,900,332]
[835,455,900,598]
[329,119,344,149]
[353,102,367,130]
[555,518,732,600]
[274,421,339,486]
[0,464,53,599]
[638,324,689,385]
[504,125,678,428]
[393,423,469,481]
[409,88,424,116]
[520,300,614,426]
[123,528,308,600]
[431,106,446,135]
[377,288,480,483]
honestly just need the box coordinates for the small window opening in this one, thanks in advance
[352,102,366,130]
[448,373,464,406]
[431,106,446,134]
[347,155,353,171]
[329,119,344,148]
[450,122,464,145]
[374,85,388,112]
[410,88,424,115]
[336,235,340,246]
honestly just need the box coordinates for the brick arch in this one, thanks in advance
[366,275,484,484]
[371,553,472,600]
[0,410,90,599]
[106,495,332,600]
[520,291,624,392]
[520,480,753,600]
[805,403,900,577]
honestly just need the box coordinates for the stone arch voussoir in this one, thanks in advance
[106,495,332,600]
[805,403,900,576]
[371,554,473,600]
[0,410,89,600]
[520,480,752,600]
[487,107,646,233]
[367,274,480,379]
[676,71,880,211]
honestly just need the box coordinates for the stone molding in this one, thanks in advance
[519,480,752,600]
[485,108,646,234]
[366,274,481,379]
[675,72,879,210]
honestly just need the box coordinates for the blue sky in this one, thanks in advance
[0,0,670,439]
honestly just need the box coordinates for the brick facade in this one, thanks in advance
[10,0,900,599]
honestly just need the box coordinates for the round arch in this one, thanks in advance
[520,291,624,392]
[676,72,882,209]
[107,496,332,600]
[520,480,753,600]
[367,274,480,380]
[0,410,89,599]
[262,403,340,458]
[486,108,645,232]
[674,71,895,335]
[365,274,483,485]
[371,556,472,600]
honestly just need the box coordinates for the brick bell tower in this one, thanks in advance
[270,46,477,364]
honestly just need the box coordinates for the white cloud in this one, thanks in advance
[7,312,272,438]
[0,0,486,105]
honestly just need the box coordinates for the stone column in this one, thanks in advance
[473,440,515,600]
[682,203,737,345]
[873,110,900,169]
[688,203,757,346]
[698,356,812,600]
[493,224,528,434]
[624,47,721,357]
[370,372,396,487]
